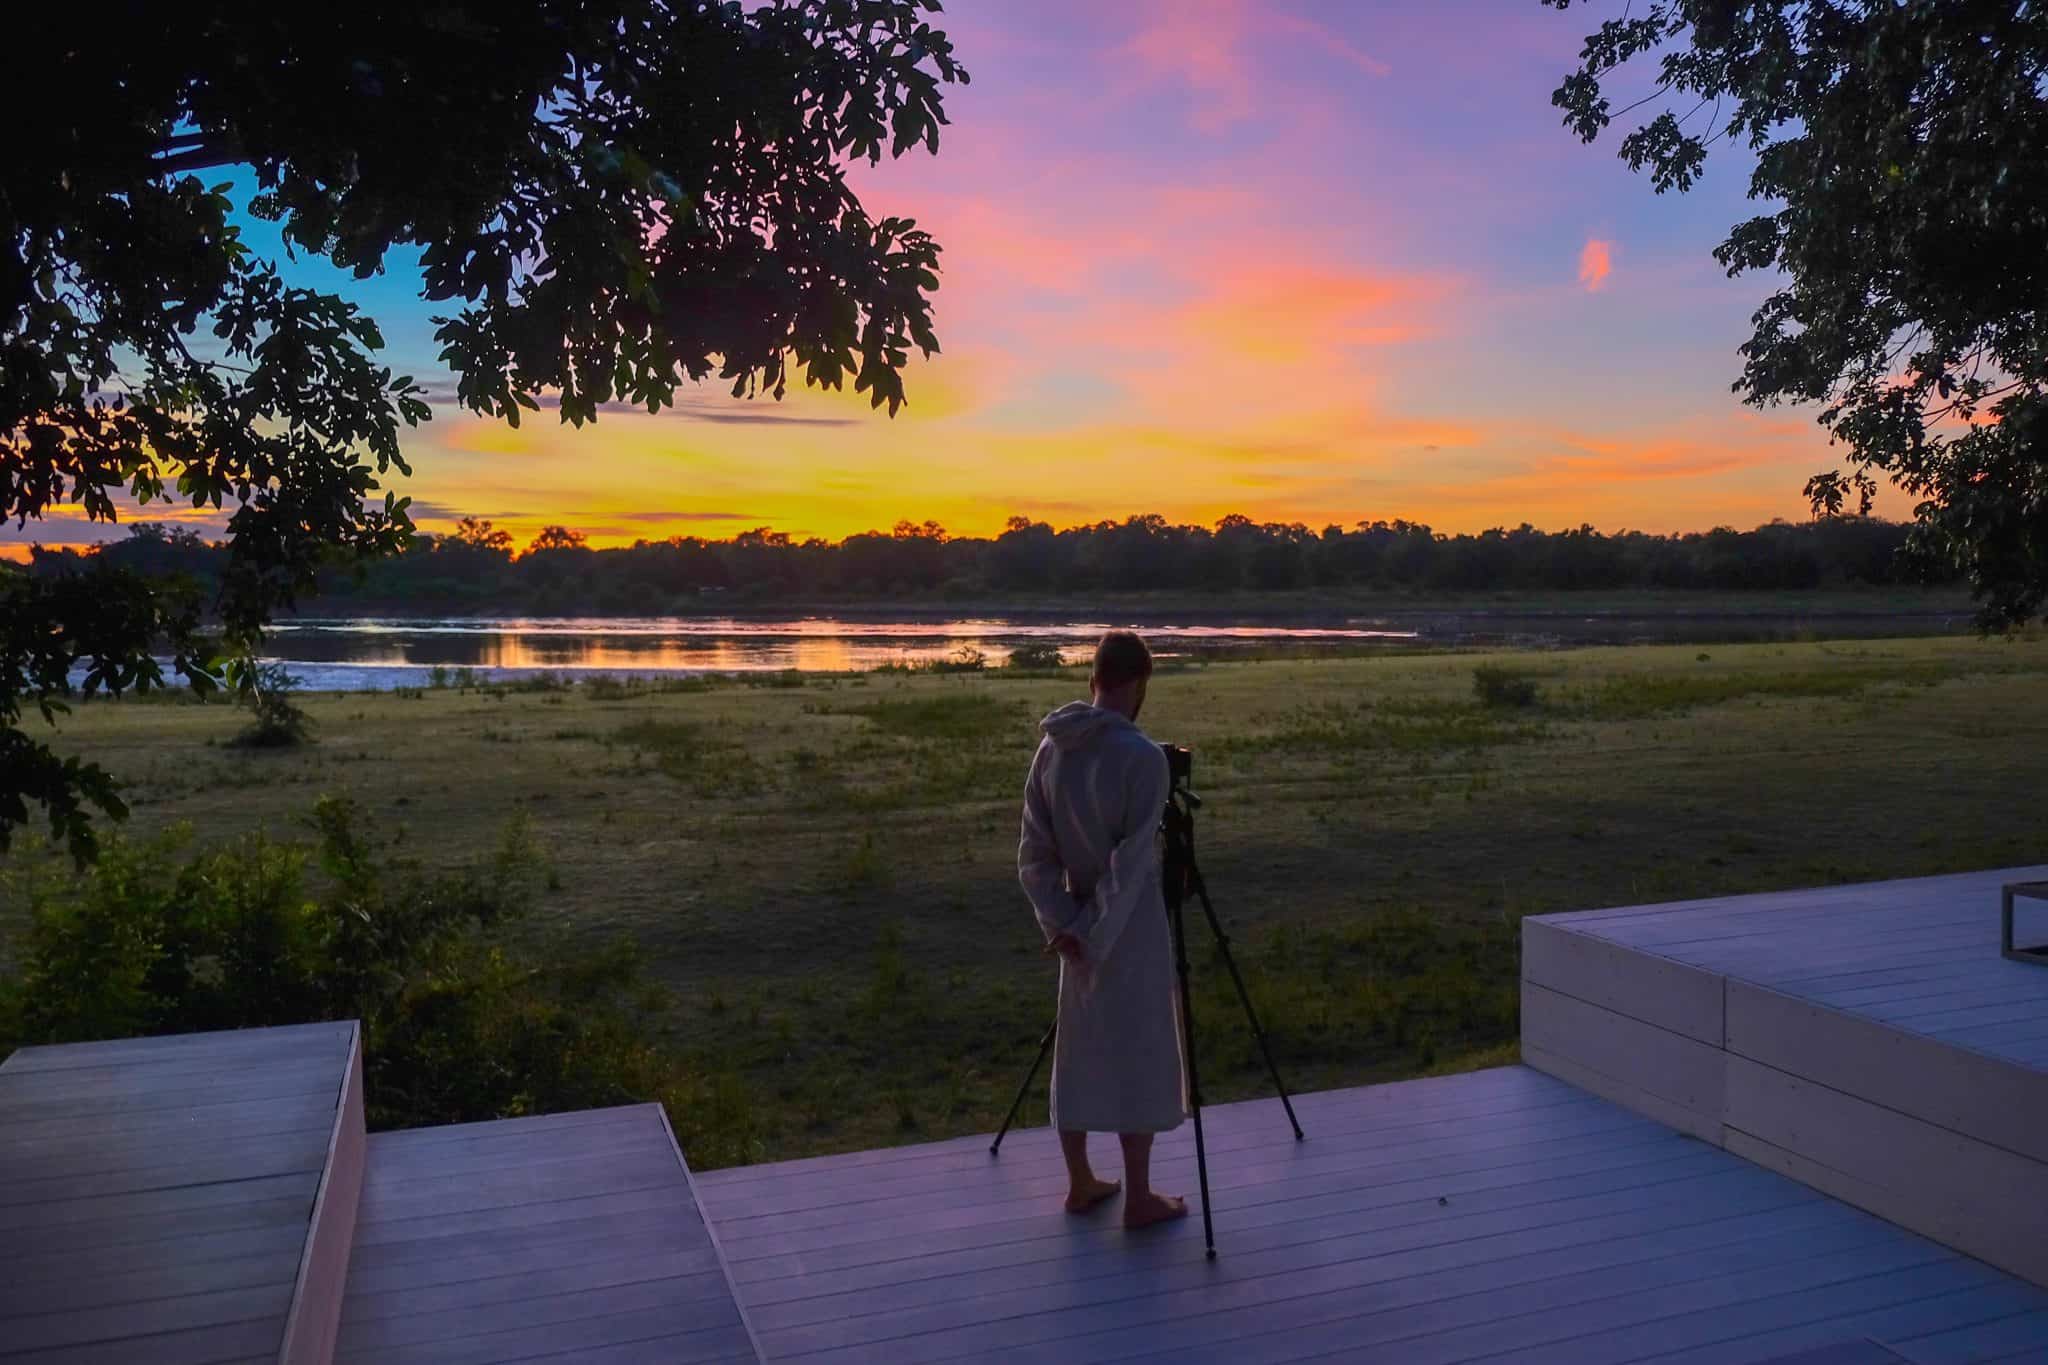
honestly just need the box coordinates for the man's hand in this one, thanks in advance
[1045,931,1087,978]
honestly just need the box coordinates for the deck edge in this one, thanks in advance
[278,1019,366,1365]
[656,1102,769,1365]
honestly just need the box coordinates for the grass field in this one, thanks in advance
[9,632,2048,1165]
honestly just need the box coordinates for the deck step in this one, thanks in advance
[0,1019,363,1364]
[334,1103,762,1364]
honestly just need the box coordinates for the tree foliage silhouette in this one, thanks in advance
[1547,0,2048,627]
[3,0,967,859]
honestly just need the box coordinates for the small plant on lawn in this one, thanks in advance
[1472,665,1540,709]
[231,662,314,747]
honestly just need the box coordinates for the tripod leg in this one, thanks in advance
[991,1020,1056,1156]
[1191,867,1306,1141]
[1168,900,1218,1257]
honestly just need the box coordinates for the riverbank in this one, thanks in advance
[11,633,2047,1162]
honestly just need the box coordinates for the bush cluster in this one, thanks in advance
[0,798,762,1163]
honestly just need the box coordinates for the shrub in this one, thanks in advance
[1005,642,1066,670]
[1472,665,1541,709]
[231,661,315,747]
[0,798,762,1164]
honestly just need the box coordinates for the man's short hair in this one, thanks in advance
[1092,630,1154,689]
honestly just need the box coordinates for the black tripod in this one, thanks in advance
[990,776,1304,1258]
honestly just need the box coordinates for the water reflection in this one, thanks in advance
[262,616,1414,690]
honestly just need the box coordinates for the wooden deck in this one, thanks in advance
[0,1020,357,1363]
[1523,866,2048,1290]
[10,864,2048,1364]
[693,1066,2048,1363]
[336,1103,760,1364]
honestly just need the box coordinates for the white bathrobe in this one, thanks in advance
[1018,701,1187,1134]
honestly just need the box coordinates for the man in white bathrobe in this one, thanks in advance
[1018,630,1189,1230]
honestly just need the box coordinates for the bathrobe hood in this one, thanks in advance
[1039,701,1135,751]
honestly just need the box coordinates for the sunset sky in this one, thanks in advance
[17,0,1905,556]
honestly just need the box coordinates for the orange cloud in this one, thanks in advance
[1578,238,1613,292]
[1176,266,1445,365]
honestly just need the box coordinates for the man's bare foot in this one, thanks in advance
[1123,1192,1188,1229]
[1064,1177,1121,1214]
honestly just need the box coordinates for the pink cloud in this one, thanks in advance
[1274,13,1392,79]
[1578,238,1613,292]
[1125,0,1388,130]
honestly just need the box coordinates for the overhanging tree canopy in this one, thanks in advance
[2,0,966,860]
[1546,0,2048,628]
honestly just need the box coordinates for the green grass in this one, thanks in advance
[8,633,2048,1165]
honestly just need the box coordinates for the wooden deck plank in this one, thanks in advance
[0,1091,346,1147]
[342,1224,709,1298]
[707,1080,1615,1211]
[0,1073,342,1123]
[0,1281,297,1355]
[0,1042,346,1087]
[1803,961,2036,1007]
[0,1313,287,1365]
[6,1192,316,1260]
[0,1116,333,1174]
[357,1111,659,1175]
[346,1200,703,1275]
[728,1147,1738,1308]
[0,1020,353,1073]
[333,1303,744,1365]
[714,1123,1696,1265]
[518,1330,757,1365]
[341,1257,730,1325]
[762,1198,1895,1360]
[334,1274,732,1356]
[349,1183,702,1250]
[1639,1283,2048,1364]
[718,1129,1715,1283]
[819,1203,1931,1363]
[337,1305,754,1365]
[698,1064,1572,1192]
[0,1127,331,1206]
[353,1102,660,1149]
[706,1085,1652,1228]
[748,1165,1821,1337]
[709,1098,1652,1233]
[711,1083,1607,1215]
[352,1146,690,1224]
[0,1246,300,1319]
[0,1220,309,1285]
[1891,1307,2048,1363]
[1212,1254,1989,1365]
[1773,955,2007,994]
[1291,1259,2000,1365]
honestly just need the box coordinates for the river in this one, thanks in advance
[259,604,1974,691]
[263,616,1416,690]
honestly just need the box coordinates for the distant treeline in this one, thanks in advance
[28,513,1946,613]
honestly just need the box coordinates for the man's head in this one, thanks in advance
[1090,630,1153,722]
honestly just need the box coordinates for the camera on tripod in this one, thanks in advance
[1159,742,1193,792]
